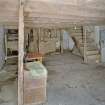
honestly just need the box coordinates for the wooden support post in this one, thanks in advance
[4,29,7,60]
[38,28,41,53]
[55,29,57,38]
[60,29,63,53]
[83,26,87,63]
[18,0,24,105]
[56,29,57,38]
[36,28,39,52]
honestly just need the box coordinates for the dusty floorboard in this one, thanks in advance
[44,52,105,105]
[0,52,105,105]
[0,65,17,105]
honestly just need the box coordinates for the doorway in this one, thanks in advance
[100,30,105,63]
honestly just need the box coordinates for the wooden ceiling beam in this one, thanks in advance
[0,16,105,27]
[1,11,105,23]
[0,0,105,27]
[25,0,105,12]
[24,20,105,28]
[0,11,105,21]
[24,17,105,24]
[25,13,105,21]
[25,11,105,19]
[27,0,105,6]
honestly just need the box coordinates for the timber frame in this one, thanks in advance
[7,0,105,104]
[83,26,88,63]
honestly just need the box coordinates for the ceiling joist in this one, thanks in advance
[0,0,105,27]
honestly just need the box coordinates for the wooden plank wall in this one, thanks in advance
[25,28,61,54]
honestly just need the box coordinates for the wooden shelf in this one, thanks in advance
[5,29,18,60]
[5,55,18,59]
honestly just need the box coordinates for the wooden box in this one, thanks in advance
[24,62,47,105]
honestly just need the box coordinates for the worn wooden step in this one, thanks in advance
[80,49,98,55]
[79,42,93,47]
[73,32,91,37]
[79,43,97,48]
[87,54,100,60]
[86,50,99,55]
[87,54,100,63]
[78,39,93,43]
[79,41,95,44]
[70,30,83,33]
[80,46,97,52]
[87,46,98,51]
[77,36,93,40]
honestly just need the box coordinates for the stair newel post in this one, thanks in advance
[83,26,88,63]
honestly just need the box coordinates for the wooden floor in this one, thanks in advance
[44,52,105,105]
[0,52,105,105]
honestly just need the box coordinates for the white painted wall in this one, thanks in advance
[0,26,5,70]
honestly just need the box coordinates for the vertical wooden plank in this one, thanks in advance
[18,0,24,105]
[83,26,87,63]
[60,29,63,53]
[38,28,41,53]
[4,29,8,60]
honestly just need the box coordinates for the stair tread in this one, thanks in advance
[86,52,99,56]
[80,46,98,50]
[78,39,93,43]
[79,43,94,46]
[80,50,99,54]
[87,54,100,58]
[86,50,99,53]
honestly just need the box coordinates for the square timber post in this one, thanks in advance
[83,26,87,63]
[18,0,24,105]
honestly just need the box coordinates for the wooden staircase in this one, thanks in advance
[69,26,100,63]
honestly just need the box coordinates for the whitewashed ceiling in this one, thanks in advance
[0,0,105,27]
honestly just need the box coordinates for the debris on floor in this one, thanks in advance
[0,65,17,85]
[0,64,17,105]
[0,79,17,105]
